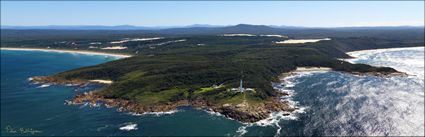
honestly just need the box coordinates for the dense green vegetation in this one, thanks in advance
[2,26,423,106]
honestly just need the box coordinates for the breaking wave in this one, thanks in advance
[129,110,179,116]
[234,71,324,136]
[278,46,424,136]
[235,47,424,136]
[36,84,51,88]
[119,123,138,131]
[205,109,225,117]
[345,47,424,81]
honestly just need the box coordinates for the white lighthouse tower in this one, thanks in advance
[238,79,244,92]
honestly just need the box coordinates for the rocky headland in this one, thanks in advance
[64,91,294,123]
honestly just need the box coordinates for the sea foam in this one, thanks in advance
[289,47,425,136]
[119,123,138,131]
[234,70,323,136]
[242,47,424,136]
[36,84,51,88]
[129,110,179,116]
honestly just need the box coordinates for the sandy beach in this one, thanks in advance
[89,79,113,84]
[0,47,132,58]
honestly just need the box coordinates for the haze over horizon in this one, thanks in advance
[1,1,424,27]
[1,23,424,28]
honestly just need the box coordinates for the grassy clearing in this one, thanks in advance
[217,91,263,105]
[135,88,188,105]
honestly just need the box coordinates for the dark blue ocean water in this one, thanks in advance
[0,50,249,136]
[1,47,424,136]
[277,47,424,136]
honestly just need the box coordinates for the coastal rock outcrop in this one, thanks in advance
[67,92,295,123]
[30,76,87,85]
[211,99,295,123]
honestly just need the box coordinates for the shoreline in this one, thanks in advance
[292,67,332,73]
[18,47,418,124]
[280,67,332,78]
[346,46,424,57]
[66,91,295,123]
[0,47,132,58]
[29,76,296,123]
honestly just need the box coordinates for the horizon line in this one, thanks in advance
[2,24,424,29]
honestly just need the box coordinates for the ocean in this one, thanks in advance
[1,47,424,136]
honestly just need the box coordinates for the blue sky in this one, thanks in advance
[1,1,424,27]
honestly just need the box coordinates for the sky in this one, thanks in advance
[1,1,424,27]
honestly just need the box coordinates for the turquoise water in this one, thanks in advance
[1,47,424,136]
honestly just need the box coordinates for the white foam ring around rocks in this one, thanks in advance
[234,70,329,136]
[129,110,179,117]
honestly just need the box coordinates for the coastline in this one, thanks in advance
[346,46,425,58]
[280,67,332,78]
[292,67,332,72]
[64,91,295,123]
[0,47,132,58]
[18,47,417,124]
[29,66,404,123]
[29,77,295,123]
[344,46,424,77]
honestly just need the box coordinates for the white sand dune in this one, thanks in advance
[89,80,113,84]
[155,39,186,46]
[101,46,127,50]
[276,38,331,44]
[110,37,163,44]
[221,34,256,37]
[260,34,288,38]
[89,42,102,45]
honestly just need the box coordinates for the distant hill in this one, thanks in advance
[2,24,422,31]
[0,25,169,30]
[1,24,424,40]
[0,24,226,30]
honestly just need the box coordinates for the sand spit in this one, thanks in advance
[0,47,132,58]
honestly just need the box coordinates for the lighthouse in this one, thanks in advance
[239,79,244,92]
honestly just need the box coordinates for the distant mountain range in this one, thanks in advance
[0,24,227,30]
[2,24,423,30]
